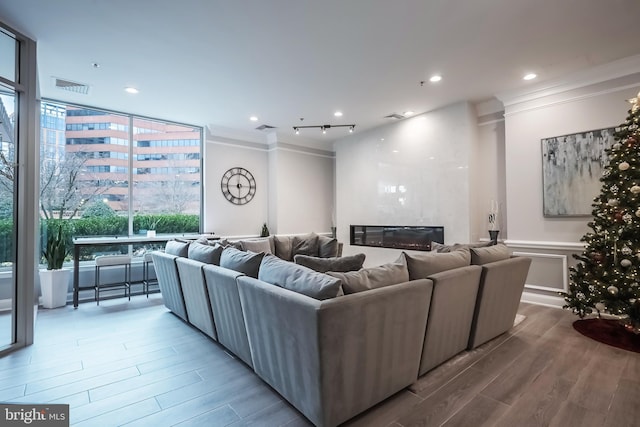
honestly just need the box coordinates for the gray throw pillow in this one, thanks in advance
[470,243,510,265]
[220,247,265,278]
[165,240,189,257]
[402,248,471,280]
[274,235,293,261]
[193,236,210,245]
[293,253,366,273]
[327,261,409,294]
[317,235,339,258]
[431,241,493,253]
[430,241,452,253]
[259,254,342,300]
[218,238,243,250]
[188,242,223,265]
[240,238,273,254]
[292,232,320,257]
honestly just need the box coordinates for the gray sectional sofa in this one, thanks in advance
[152,234,531,427]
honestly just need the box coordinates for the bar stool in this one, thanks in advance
[94,254,131,305]
[142,252,158,297]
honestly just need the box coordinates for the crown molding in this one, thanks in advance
[496,54,640,108]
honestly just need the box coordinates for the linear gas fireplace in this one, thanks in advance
[350,225,444,252]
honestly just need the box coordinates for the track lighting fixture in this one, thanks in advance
[292,124,356,135]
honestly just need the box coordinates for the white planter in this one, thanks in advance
[146,230,156,237]
[39,269,71,309]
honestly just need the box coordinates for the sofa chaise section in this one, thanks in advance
[175,257,217,340]
[419,265,482,375]
[152,251,188,322]
[237,276,434,427]
[202,264,252,367]
[468,256,532,349]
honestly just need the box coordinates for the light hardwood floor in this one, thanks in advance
[1,295,639,426]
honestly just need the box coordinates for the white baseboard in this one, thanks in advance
[521,290,565,308]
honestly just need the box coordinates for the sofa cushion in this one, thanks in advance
[218,238,243,250]
[274,235,293,261]
[470,243,510,265]
[431,241,494,253]
[193,236,211,245]
[240,237,273,254]
[220,247,265,278]
[327,260,409,294]
[402,248,471,280]
[292,232,320,257]
[293,253,366,273]
[188,242,223,265]
[165,240,190,257]
[258,254,342,300]
[317,235,339,258]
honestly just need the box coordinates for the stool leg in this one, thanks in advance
[95,266,100,306]
[144,262,149,298]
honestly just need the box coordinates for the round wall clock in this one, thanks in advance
[220,167,256,205]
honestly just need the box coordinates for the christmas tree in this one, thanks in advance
[563,91,640,333]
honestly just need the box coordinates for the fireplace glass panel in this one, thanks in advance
[350,225,444,251]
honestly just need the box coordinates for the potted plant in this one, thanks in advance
[146,216,161,237]
[39,225,71,309]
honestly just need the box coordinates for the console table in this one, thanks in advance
[72,234,213,308]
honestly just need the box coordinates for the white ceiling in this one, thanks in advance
[2,0,640,146]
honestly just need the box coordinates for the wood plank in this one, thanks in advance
[603,378,640,427]
[549,401,607,427]
[172,404,240,427]
[492,367,574,427]
[226,400,304,426]
[397,367,493,426]
[72,371,203,423]
[440,394,510,427]
[343,389,422,427]
[72,397,161,427]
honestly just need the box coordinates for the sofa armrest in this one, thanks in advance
[468,256,532,349]
[152,251,188,322]
[420,265,482,375]
[237,277,433,427]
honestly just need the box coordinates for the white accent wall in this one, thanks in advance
[334,101,483,267]
[204,133,335,237]
[268,144,335,235]
[204,137,269,237]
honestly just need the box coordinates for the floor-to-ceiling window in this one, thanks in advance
[0,84,16,349]
[40,101,202,265]
[0,21,38,355]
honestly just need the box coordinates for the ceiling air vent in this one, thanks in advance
[255,124,276,131]
[384,113,405,120]
[54,77,90,95]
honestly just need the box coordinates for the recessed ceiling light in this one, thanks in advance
[334,111,343,117]
[249,116,258,121]
[404,111,414,116]
[124,87,139,94]
[523,73,537,81]
[429,75,442,83]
